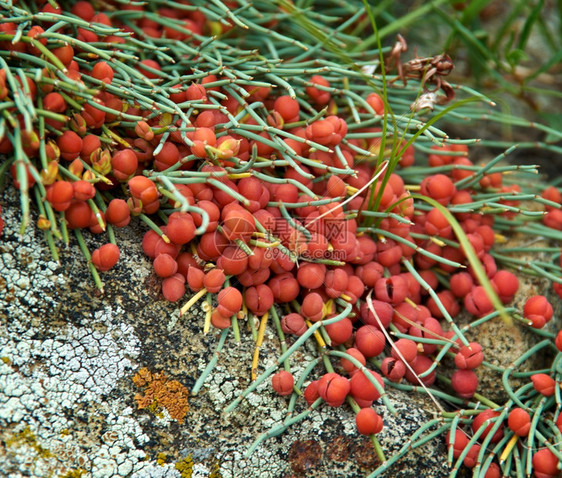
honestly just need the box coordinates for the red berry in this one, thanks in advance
[43,92,67,113]
[380,357,406,383]
[325,317,353,346]
[463,444,481,469]
[281,313,307,336]
[524,296,553,327]
[507,408,531,437]
[211,309,231,329]
[450,272,474,298]
[186,83,207,101]
[154,141,181,171]
[445,429,469,459]
[187,266,205,292]
[340,348,366,376]
[355,408,383,435]
[166,212,196,245]
[390,338,418,364]
[317,373,350,407]
[162,273,186,302]
[272,371,294,396]
[454,342,484,369]
[57,130,83,161]
[65,201,92,229]
[300,292,324,322]
[306,75,330,106]
[245,284,274,316]
[491,270,519,303]
[153,254,178,278]
[72,180,95,201]
[324,268,349,299]
[154,236,180,259]
[91,61,114,84]
[46,181,74,212]
[374,276,408,304]
[420,174,456,206]
[105,199,131,227]
[472,409,503,443]
[222,208,256,242]
[71,1,95,20]
[365,93,384,115]
[349,369,384,402]
[404,355,436,386]
[52,44,74,66]
[128,176,159,205]
[304,381,319,406]
[269,273,300,303]
[203,269,226,294]
[91,243,120,272]
[531,373,556,397]
[451,369,478,399]
[142,230,160,259]
[354,325,385,358]
[176,253,198,277]
[532,449,559,478]
[359,300,393,329]
[297,263,326,290]
[484,463,501,478]
[217,287,243,317]
[111,149,138,181]
[464,286,494,317]
[424,208,452,238]
[274,95,300,121]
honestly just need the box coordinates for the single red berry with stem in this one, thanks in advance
[281,313,307,336]
[304,381,319,406]
[91,243,120,272]
[153,254,178,278]
[355,408,383,435]
[531,373,556,396]
[349,369,384,402]
[317,373,350,407]
[445,429,469,459]
[340,348,366,376]
[203,269,226,294]
[472,409,503,443]
[380,357,406,383]
[354,325,385,358]
[105,199,131,227]
[532,449,559,478]
[507,408,531,437]
[162,273,186,302]
[300,292,324,322]
[390,338,418,364]
[272,371,294,396]
[454,342,484,369]
[451,369,478,399]
[217,287,243,317]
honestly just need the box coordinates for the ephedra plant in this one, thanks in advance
[1,0,562,476]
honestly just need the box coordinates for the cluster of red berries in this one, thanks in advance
[3,2,562,475]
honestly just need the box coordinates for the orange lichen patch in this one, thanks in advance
[133,367,189,424]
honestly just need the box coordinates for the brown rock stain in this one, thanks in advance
[288,439,323,475]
